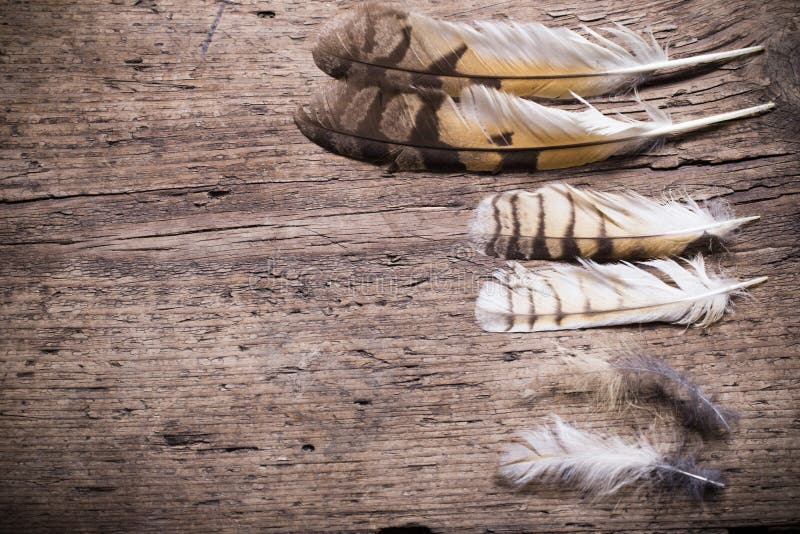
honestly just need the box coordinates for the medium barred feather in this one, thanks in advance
[475,256,766,332]
[313,3,763,99]
[470,184,759,261]
[295,81,773,172]
[499,417,724,498]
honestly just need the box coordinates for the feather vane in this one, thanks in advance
[470,183,759,261]
[500,417,724,498]
[313,3,763,99]
[295,81,773,172]
[475,255,766,332]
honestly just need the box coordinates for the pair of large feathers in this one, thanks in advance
[296,3,772,171]
[499,417,724,499]
[473,184,765,331]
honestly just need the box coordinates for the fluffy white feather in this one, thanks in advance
[476,255,767,332]
[500,417,724,497]
[500,417,661,494]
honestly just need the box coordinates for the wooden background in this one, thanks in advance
[1,0,798,532]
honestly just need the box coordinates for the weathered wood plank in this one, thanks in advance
[1,0,799,532]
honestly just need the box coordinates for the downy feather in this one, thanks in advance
[475,255,767,332]
[313,3,763,99]
[558,352,737,434]
[499,417,724,498]
[470,183,759,261]
[295,81,773,172]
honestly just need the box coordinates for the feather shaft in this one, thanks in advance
[659,465,725,488]
[658,215,759,237]
[645,103,775,138]
[678,275,767,300]
[602,45,763,76]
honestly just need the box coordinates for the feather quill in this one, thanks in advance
[470,184,759,261]
[295,81,773,172]
[499,417,724,498]
[313,3,764,99]
[559,352,737,434]
[475,255,766,332]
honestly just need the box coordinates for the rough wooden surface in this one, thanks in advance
[1,1,799,532]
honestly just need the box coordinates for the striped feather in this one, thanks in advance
[470,184,760,261]
[313,3,764,99]
[295,81,773,172]
[476,256,767,332]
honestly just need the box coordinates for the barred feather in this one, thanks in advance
[295,81,773,172]
[313,3,763,99]
[470,184,759,261]
[475,256,767,332]
[499,417,724,498]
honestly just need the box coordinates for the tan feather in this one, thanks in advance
[470,183,759,261]
[295,81,773,172]
[476,256,767,332]
[313,3,764,99]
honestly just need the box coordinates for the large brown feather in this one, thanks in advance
[313,3,763,99]
[295,80,773,172]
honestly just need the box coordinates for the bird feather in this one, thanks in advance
[475,255,767,332]
[555,352,737,434]
[499,417,724,498]
[295,81,773,172]
[470,183,759,261]
[313,3,763,99]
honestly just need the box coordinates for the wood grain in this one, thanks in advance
[1,1,798,532]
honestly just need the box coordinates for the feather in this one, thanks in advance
[559,352,737,434]
[313,3,764,99]
[499,417,724,498]
[475,255,767,332]
[470,183,759,261]
[295,81,774,172]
